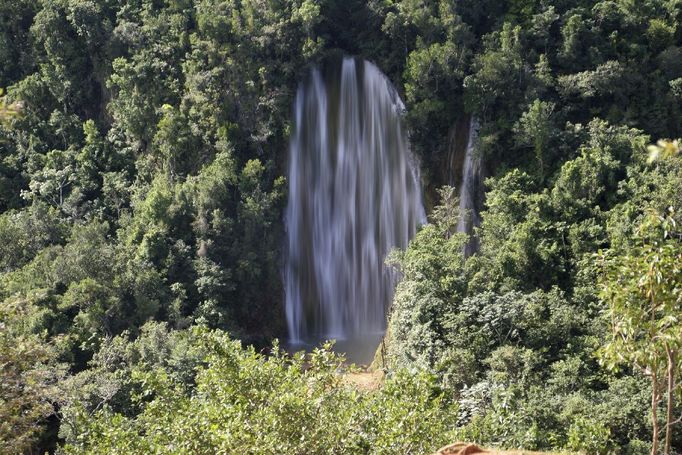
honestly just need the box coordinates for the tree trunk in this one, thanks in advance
[665,347,675,455]
[653,370,660,455]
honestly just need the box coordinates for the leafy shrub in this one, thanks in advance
[62,328,459,454]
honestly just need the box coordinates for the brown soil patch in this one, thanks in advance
[433,442,561,455]
[342,369,384,391]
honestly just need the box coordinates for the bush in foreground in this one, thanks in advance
[61,327,458,454]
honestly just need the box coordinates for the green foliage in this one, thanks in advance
[385,189,467,371]
[598,209,682,454]
[464,23,526,115]
[0,296,66,453]
[513,99,557,181]
[599,210,682,375]
[1,0,682,452]
[0,203,67,273]
[62,328,458,454]
[377,0,473,184]
[383,122,678,452]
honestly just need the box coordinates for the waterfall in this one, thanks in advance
[455,117,481,256]
[285,57,425,345]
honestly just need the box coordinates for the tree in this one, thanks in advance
[0,297,66,453]
[513,99,556,182]
[647,139,681,163]
[598,208,682,455]
[0,88,22,122]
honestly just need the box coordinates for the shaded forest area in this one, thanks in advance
[2,0,682,453]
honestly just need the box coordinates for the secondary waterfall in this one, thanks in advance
[285,57,425,345]
[454,117,482,257]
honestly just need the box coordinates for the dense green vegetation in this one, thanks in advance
[60,326,458,454]
[1,0,682,453]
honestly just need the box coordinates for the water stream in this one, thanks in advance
[456,117,482,257]
[284,57,425,351]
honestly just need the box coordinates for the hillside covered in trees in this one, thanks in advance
[2,0,682,453]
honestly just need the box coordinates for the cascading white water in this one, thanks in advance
[285,57,425,345]
[456,117,482,256]
[456,117,480,233]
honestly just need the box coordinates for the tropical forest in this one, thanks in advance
[2,1,682,454]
